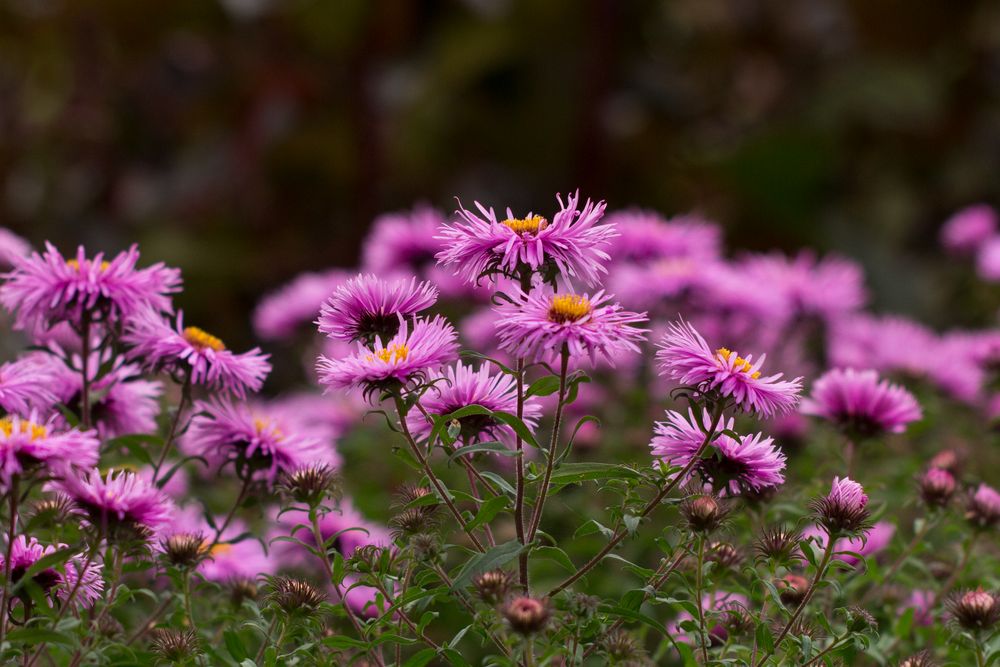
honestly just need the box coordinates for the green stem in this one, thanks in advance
[695,536,709,665]
[548,405,725,597]
[527,347,569,542]
[0,475,20,645]
[152,377,192,482]
[80,314,92,430]
[755,535,837,667]
[801,634,851,667]
[513,355,529,592]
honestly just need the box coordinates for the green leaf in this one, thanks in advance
[403,648,439,667]
[224,630,250,661]
[548,462,641,485]
[451,540,526,590]
[467,495,509,530]
[755,622,775,654]
[323,635,369,650]
[6,627,74,646]
[525,375,561,398]
[532,545,575,572]
[104,433,159,464]
[446,441,517,462]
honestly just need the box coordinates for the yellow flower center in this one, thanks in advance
[0,418,48,440]
[183,326,226,352]
[253,416,283,440]
[716,347,761,379]
[66,259,110,271]
[502,215,547,235]
[548,294,591,324]
[366,343,410,364]
[209,543,233,556]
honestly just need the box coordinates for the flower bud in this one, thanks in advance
[472,569,511,605]
[811,476,870,535]
[708,542,742,571]
[602,629,647,664]
[150,628,201,663]
[502,596,551,635]
[777,574,810,606]
[160,532,207,569]
[966,483,1000,529]
[279,464,338,506]
[898,650,937,667]
[681,494,726,534]
[842,606,877,633]
[229,577,258,608]
[408,533,441,563]
[919,468,956,508]
[947,588,1000,632]
[928,449,962,474]
[265,576,326,616]
[753,525,802,566]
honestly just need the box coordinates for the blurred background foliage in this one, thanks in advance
[2,0,1000,346]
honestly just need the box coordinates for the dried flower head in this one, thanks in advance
[947,589,1000,632]
[707,542,742,571]
[408,533,441,563]
[502,595,551,635]
[28,495,80,527]
[568,593,600,619]
[230,577,259,607]
[719,598,754,637]
[390,508,438,539]
[897,650,938,667]
[919,468,956,508]
[472,569,512,605]
[266,576,326,615]
[842,606,878,633]
[777,573,810,606]
[160,532,207,569]
[754,525,802,566]
[811,476,871,536]
[149,628,201,663]
[97,615,124,639]
[280,464,338,506]
[602,629,649,665]
[680,493,728,534]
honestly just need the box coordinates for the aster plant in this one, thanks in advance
[0,201,997,667]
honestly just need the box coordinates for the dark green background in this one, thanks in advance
[2,0,998,345]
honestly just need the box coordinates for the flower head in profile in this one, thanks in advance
[493,287,648,365]
[656,320,802,416]
[56,469,173,541]
[436,191,616,287]
[811,476,871,536]
[253,269,349,341]
[0,413,99,491]
[160,506,273,582]
[940,204,997,254]
[180,399,337,485]
[801,368,921,438]
[0,243,180,332]
[0,535,103,609]
[124,309,270,399]
[317,274,438,344]
[947,589,1000,632]
[966,483,1000,529]
[405,361,541,445]
[0,355,58,416]
[650,409,786,495]
[316,316,458,396]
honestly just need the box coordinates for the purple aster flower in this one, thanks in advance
[977,235,1000,282]
[828,314,937,377]
[801,520,892,565]
[656,319,802,417]
[0,535,103,609]
[406,361,541,445]
[316,315,458,394]
[812,476,870,536]
[0,413,99,491]
[37,348,162,439]
[736,251,867,321]
[967,483,1000,528]
[0,227,31,269]
[436,191,617,287]
[607,258,706,311]
[123,309,271,399]
[801,368,921,437]
[940,204,997,254]
[900,590,936,627]
[55,468,174,539]
[0,243,181,332]
[253,269,349,341]
[493,287,648,365]
[317,273,438,344]
[180,398,338,485]
[603,210,721,265]
[650,409,786,494]
[0,355,58,416]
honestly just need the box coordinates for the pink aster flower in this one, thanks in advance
[900,590,936,627]
[317,274,438,344]
[123,309,270,399]
[0,243,181,332]
[976,236,1000,282]
[37,349,162,439]
[406,361,541,445]
[56,468,173,538]
[603,210,721,265]
[493,287,648,365]
[813,476,871,536]
[0,413,99,491]
[0,227,31,269]
[940,204,997,254]
[253,269,349,341]
[0,535,103,609]
[436,191,617,287]
[0,355,58,416]
[828,476,868,510]
[650,409,786,494]
[801,368,921,437]
[180,398,337,485]
[316,316,458,394]
[967,483,1000,528]
[656,320,802,417]
[803,521,895,566]
[736,251,867,321]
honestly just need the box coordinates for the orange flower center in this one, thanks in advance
[183,326,226,352]
[548,294,591,323]
[502,215,547,235]
[716,348,761,379]
[366,343,409,363]
[0,418,48,441]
